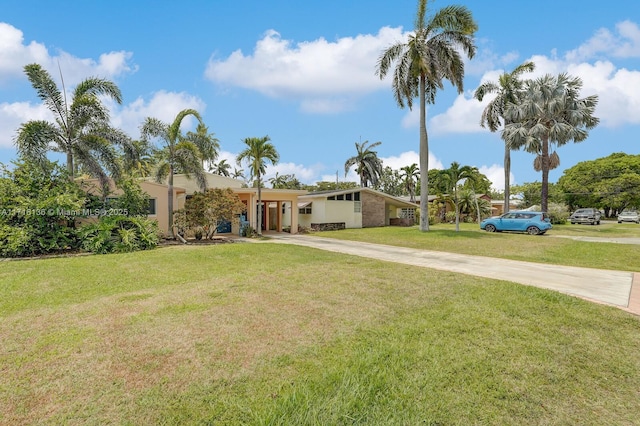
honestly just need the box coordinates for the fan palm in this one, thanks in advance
[503,73,599,212]
[376,0,477,231]
[140,109,207,237]
[474,61,535,213]
[344,140,383,188]
[14,63,134,187]
[236,136,279,236]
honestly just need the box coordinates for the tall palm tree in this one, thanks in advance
[503,73,599,212]
[232,167,245,180]
[344,140,383,188]
[440,162,478,231]
[376,0,477,231]
[184,123,220,171]
[140,109,207,237]
[14,63,134,187]
[236,136,279,236]
[474,61,535,214]
[400,163,420,202]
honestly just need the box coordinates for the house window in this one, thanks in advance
[400,208,415,219]
[354,201,361,213]
[337,194,344,200]
[148,198,157,215]
[346,193,352,201]
[327,196,335,200]
[354,192,360,201]
[299,204,312,214]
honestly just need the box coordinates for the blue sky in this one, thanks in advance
[1,0,639,191]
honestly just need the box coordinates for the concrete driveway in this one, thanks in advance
[261,233,640,316]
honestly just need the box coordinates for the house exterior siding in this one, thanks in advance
[361,191,385,227]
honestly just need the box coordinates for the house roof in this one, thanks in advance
[300,187,417,209]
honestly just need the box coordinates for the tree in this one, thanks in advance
[213,159,232,177]
[503,73,599,212]
[474,61,535,213]
[184,123,220,171]
[374,166,405,196]
[140,109,207,237]
[438,162,478,231]
[558,153,640,215]
[270,173,302,189]
[400,163,420,202]
[376,1,477,231]
[344,140,383,188]
[173,188,245,239]
[14,63,134,187]
[511,182,565,209]
[236,136,279,236]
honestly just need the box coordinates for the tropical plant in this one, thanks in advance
[212,159,232,177]
[173,188,245,239]
[474,61,535,213]
[14,63,135,188]
[79,215,159,254]
[373,166,405,196]
[236,135,279,236]
[344,140,383,188]
[400,163,420,202]
[376,0,477,231]
[184,123,220,170]
[438,162,478,231]
[503,73,599,212]
[140,109,207,237]
[270,173,302,189]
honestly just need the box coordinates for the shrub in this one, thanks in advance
[80,215,160,254]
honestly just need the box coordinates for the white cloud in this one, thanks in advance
[0,101,52,148]
[566,20,640,62]
[477,164,513,192]
[430,94,488,134]
[0,23,49,83]
[205,26,406,112]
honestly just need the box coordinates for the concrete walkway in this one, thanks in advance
[260,233,640,316]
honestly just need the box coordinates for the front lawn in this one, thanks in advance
[312,222,640,272]
[1,244,639,424]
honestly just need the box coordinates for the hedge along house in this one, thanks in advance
[172,173,306,234]
[297,188,418,231]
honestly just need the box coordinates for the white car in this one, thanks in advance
[618,211,639,224]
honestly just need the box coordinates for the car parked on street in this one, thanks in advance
[480,211,552,235]
[569,208,601,225]
[617,210,639,224]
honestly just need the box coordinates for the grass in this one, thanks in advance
[1,243,639,424]
[310,222,640,272]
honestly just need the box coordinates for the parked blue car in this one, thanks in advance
[480,211,552,235]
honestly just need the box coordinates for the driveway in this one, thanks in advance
[261,233,640,316]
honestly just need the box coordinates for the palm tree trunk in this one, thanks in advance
[168,167,175,239]
[257,176,263,236]
[66,151,74,180]
[419,75,430,232]
[504,141,511,214]
[541,137,549,213]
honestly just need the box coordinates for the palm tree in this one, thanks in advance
[503,73,599,212]
[344,140,383,188]
[376,1,477,231]
[474,61,535,214]
[184,123,220,171]
[14,63,134,187]
[213,159,232,177]
[236,136,279,236]
[440,162,478,231]
[400,163,420,202]
[140,109,207,237]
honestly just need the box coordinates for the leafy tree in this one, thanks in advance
[344,140,383,188]
[303,181,358,192]
[0,160,86,257]
[373,166,405,196]
[558,153,640,215]
[474,61,535,213]
[140,109,207,237]
[511,182,565,209]
[503,73,599,212]
[400,163,420,202]
[236,135,279,236]
[270,173,302,189]
[173,188,245,239]
[14,63,135,187]
[376,1,477,231]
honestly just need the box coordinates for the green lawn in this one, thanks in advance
[311,222,640,272]
[1,243,639,424]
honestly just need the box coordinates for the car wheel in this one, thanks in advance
[597,220,600,225]
[526,226,540,235]
[618,221,622,223]
[485,224,496,232]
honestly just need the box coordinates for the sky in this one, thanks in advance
[1,0,639,191]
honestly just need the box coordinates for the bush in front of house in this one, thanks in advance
[79,215,160,254]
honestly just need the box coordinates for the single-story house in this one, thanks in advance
[296,187,418,231]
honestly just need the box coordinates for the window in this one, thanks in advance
[327,196,335,200]
[400,208,415,219]
[354,192,360,201]
[299,204,312,214]
[337,194,344,200]
[354,201,361,213]
[147,198,157,215]
[346,193,352,201]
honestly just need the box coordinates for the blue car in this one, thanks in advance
[480,211,552,235]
